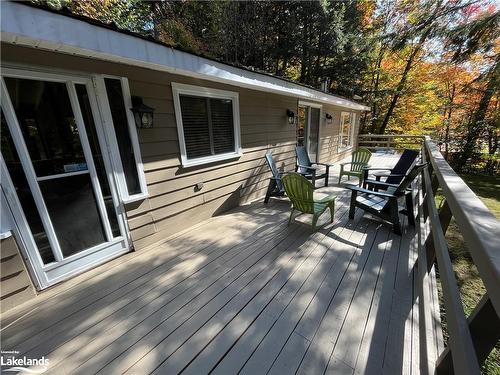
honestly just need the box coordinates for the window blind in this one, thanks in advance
[179,95,235,159]
[179,95,211,158]
[211,98,234,154]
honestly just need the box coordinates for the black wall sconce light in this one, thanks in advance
[286,109,296,125]
[131,96,155,129]
[325,113,333,124]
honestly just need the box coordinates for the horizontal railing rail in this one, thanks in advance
[359,134,500,374]
[358,134,424,151]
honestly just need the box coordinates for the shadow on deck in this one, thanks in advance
[0,153,438,375]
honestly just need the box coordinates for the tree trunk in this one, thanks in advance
[300,16,308,83]
[377,40,425,134]
[444,83,456,160]
[281,56,288,74]
[456,57,499,172]
[485,130,498,173]
[371,43,386,133]
[377,1,444,134]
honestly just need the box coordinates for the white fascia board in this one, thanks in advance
[0,1,370,111]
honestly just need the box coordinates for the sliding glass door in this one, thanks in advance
[297,104,321,162]
[0,69,129,288]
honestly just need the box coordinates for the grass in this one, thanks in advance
[436,174,500,375]
[461,175,500,218]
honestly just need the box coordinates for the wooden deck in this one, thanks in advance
[0,153,440,375]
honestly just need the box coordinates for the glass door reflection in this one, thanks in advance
[297,105,321,162]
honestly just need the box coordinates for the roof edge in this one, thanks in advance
[0,1,370,111]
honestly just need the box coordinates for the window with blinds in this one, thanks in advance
[173,83,241,167]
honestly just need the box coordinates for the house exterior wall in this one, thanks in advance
[0,234,36,313]
[1,43,362,256]
[318,103,361,166]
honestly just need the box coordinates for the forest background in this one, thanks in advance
[36,0,499,174]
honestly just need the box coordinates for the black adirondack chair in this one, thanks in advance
[295,146,332,187]
[362,149,419,188]
[347,163,427,235]
[264,152,286,203]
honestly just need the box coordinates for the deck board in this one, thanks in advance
[1,203,272,346]
[0,153,440,375]
[133,205,347,375]
[23,207,289,362]
[251,211,369,375]
[352,220,403,375]
[295,222,386,375]
[212,205,358,375]
[47,208,297,373]
[61,206,303,374]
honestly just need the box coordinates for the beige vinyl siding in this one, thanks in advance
[0,235,36,312]
[318,104,362,165]
[126,78,297,249]
[1,44,357,252]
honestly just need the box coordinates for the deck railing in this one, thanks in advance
[358,134,500,375]
[358,134,424,151]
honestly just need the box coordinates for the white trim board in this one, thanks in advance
[0,1,370,112]
[298,100,323,109]
[0,231,12,240]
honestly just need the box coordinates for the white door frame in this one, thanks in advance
[0,67,130,288]
[0,157,44,289]
[92,75,149,203]
[298,101,323,162]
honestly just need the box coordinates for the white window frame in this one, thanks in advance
[93,75,148,203]
[172,82,242,168]
[339,112,356,150]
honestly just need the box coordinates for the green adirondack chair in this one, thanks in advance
[338,148,372,186]
[282,173,336,232]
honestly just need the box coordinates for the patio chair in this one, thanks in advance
[338,148,372,186]
[282,173,336,232]
[347,163,427,235]
[264,152,286,203]
[295,146,332,187]
[362,149,419,188]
